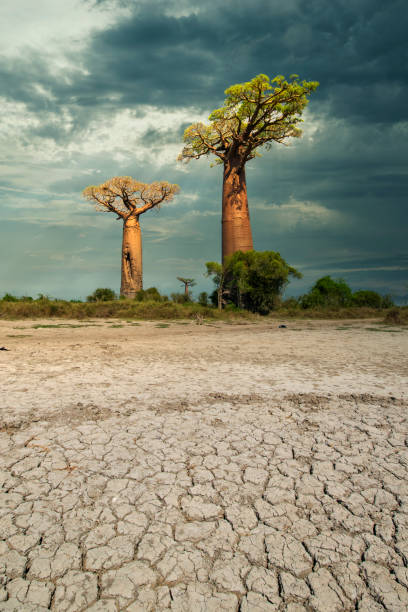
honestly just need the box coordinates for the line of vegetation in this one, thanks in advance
[0,293,246,321]
[1,279,405,323]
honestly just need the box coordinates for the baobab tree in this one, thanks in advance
[178,74,319,261]
[177,277,196,297]
[83,177,179,298]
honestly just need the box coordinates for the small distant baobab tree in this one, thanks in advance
[83,177,179,298]
[179,74,319,261]
[177,277,196,297]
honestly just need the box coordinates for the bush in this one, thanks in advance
[352,290,382,308]
[223,250,301,315]
[87,288,116,302]
[2,293,19,302]
[383,307,408,325]
[198,292,209,307]
[135,287,165,302]
[381,294,394,309]
[170,292,191,304]
[300,276,353,309]
[281,297,300,310]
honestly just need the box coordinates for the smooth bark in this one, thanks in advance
[120,215,142,298]
[222,156,253,262]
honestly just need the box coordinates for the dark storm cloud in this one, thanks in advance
[72,0,407,124]
[1,0,407,129]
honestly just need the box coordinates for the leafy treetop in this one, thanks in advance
[83,177,180,219]
[178,74,319,168]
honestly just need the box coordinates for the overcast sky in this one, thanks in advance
[1,0,407,301]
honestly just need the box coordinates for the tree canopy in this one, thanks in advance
[299,277,394,309]
[83,176,179,218]
[299,276,353,308]
[178,74,319,168]
[206,251,301,314]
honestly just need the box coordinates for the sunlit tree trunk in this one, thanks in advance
[120,215,142,298]
[222,156,253,262]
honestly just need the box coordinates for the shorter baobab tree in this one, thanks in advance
[177,277,196,297]
[83,177,179,298]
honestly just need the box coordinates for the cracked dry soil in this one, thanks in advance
[0,318,407,611]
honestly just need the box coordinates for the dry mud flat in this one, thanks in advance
[0,318,408,611]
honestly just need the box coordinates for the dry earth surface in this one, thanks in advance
[1,318,407,611]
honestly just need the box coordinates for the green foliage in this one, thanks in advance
[352,290,383,309]
[205,262,223,285]
[135,287,167,302]
[0,298,224,321]
[170,292,192,304]
[300,278,395,310]
[179,74,319,166]
[209,290,218,308]
[300,276,353,309]
[381,294,394,309]
[205,261,226,310]
[87,288,116,302]
[223,250,301,315]
[198,292,209,307]
[0,295,402,322]
[281,297,300,310]
[2,294,35,302]
[2,293,19,302]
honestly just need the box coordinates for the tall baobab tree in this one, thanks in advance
[178,74,318,262]
[83,177,179,298]
[177,277,196,297]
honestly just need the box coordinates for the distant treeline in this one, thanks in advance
[1,277,406,324]
[0,276,395,310]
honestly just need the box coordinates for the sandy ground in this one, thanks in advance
[0,318,407,610]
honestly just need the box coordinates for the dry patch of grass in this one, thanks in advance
[7,334,32,338]
[383,307,408,325]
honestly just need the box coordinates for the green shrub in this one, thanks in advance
[352,290,382,308]
[2,293,19,302]
[135,287,165,302]
[198,292,209,307]
[381,294,394,309]
[171,292,191,304]
[221,250,301,315]
[300,276,353,309]
[383,307,408,325]
[87,288,116,302]
[281,297,300,310]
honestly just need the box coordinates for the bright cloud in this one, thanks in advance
[0,0,130,58]
[253,196,343,229]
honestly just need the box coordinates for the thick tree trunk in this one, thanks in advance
[120,215,142,298]
[222,156,253,262]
